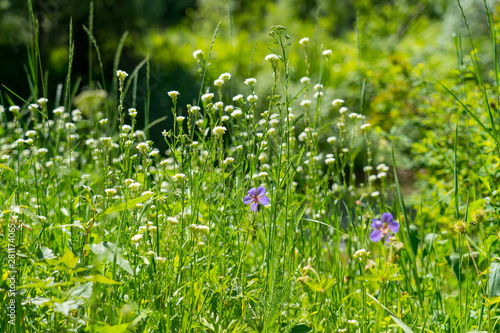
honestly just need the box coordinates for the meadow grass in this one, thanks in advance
[1,2,500,333]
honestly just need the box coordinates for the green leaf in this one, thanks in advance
[53,300,84,316]
[489,262,500,298]
[69,282,93,298]
[289,324,313,333]
[0,163,14,173]
[101,194,153,215]
[87,241,134,275]
[93,323,130,333]
[60,249,79,269]
[73,275,123,285]
[38,246,57,260]
[367,293,414,333]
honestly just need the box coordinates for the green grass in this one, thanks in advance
[1,2,500,333]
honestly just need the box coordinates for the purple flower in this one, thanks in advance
[370,212,399,243]
[243,186,270,211]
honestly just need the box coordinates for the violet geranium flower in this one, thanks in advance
[243,186,270,211]
[370,212,399,243]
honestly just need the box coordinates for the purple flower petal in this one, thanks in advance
[370,229,383,242]
[256,186,266,197]
[258,195,270,206]
[381,212,393,223]
[243,195,253,204]
[389,221,400,234]
[250,202,259,211]
[371,219,383,229]
[247,187,256,196]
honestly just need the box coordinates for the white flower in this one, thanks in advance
[167,217,179,224]
[360,123,371,130]
[176,116,185,123]
[299,37,309,45]
[190,106,201,114]
[26,130,36,138]
[348,113,359,119]
[193,49,203,60]
[325,158,336,165]
[225,105,234,112]
[233,94,244,102]
[9,105,20,113]
[129,108,138,117]
[52,106,64,115]
[99,118,108,125]
[201,93,214,103]
[37,98,48,105]
[364,166,373,172]
[173,173,186,181]
[300,99,311,107]
[219,72,231,81]
[129,182,141,190]
[322,49,333,57]
[116,70,128,80]
[244,78,257,86]
[332,99,344,108]
[196,225,210,232]
[339,106,348,114]
[214,101,224,110]
[300,77,310,85]
[214,79,224,87]
[105,188,117,196]
[168,91,180,99]
[327,136,337,144]
[155,257,167,263]
[121,124,132,133]
[347,319,359,326]
[369,175,377,182]
[231,109,242,119]
[377,172,387,179]
[265,54,279,63]
[314,84,323,91]
[370,191,380,197]
[212,126,227,137]
[137,142,149,154]
[221,115,229,122]
[313,91,323,99]
[247,94,258,103]
[131,234,143,242]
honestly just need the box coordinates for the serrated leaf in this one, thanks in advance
[101,194,153,215]
[87,241,134,275]
[69,282,93,298]
[53,300,83,316]
[60,249,79,269]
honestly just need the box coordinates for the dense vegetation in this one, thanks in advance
[1,0,500,332]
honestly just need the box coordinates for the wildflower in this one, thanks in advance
[214,101,224,110]
[247,94,258,103]
[214,79,224,87]
[176,116,185,123]
[244,78,257,86]
[339,106,348,114]
[265,54,279,64]
[121,125,132,133]
[243,186,270,211]
[221,115,229,122]
[193,49,203,60]
[233,94,244,102]
[452,219,468,234]
[99,118,108,125]
[348,113,359,119]
[37,98,48,105]
[26,130,36,138]
[353,249,370,263]
[155,257,167,263]
[323,49,333,57]
[131,234,143,242]
[299,37,309,45]
[300,99,311,107]
[370,191,380,197]
[377,172,387,179]
[201,93,214,103]
[173,173,186,181]
[129,108,138,117]
[332,99,344,108]
[167,217,179,224]
[347,319,359,326]
[370,212,399,243]
[219,72,231,81]
[313,92,323,99]
[364,166,373,172]
[105,189,117,196]
[327,136,337,144]
[212,126,227,137]
[231,109,242,119]
[9,105,20,113]
[116,70,128,80]
[360,123,371,130]
[168,90,180,100]
[325,158,336,165]
[225,105,234,112]
[300,77,310,85]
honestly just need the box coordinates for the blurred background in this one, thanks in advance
[0,0,495,172]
